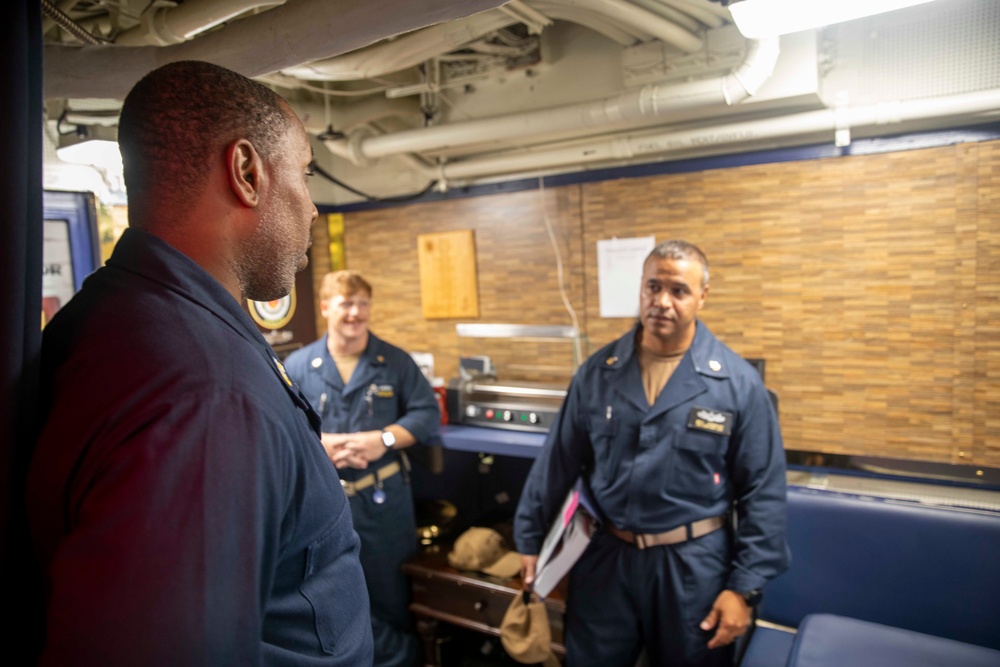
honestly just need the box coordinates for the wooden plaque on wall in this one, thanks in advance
[417,229,479,319]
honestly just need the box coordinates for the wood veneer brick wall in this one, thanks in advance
[337,186,586,387]
[316,139,1000,468]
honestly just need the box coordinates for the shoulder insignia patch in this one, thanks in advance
[274,357,293,387]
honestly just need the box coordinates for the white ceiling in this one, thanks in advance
[41,0,1000,206]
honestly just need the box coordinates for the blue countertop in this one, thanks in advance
[429,424,547,459]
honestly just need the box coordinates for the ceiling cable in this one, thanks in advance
[310,161,438,203]
[40,0,111,45]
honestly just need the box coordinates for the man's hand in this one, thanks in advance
[321,431,386,469]
[700,590,752,649]
[520,554,539,589]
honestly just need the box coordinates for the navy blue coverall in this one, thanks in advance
[28,228,373,666]
[515,322,789,666]
[284,333,439,667]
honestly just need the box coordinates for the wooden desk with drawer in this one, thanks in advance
[403,546,566,666]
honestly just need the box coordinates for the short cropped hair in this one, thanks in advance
[646,240,710,288]
[117,60,290,216]
[320,271,373,301]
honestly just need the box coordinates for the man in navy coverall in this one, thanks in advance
[284,270,440,667]
[27,61,372,665]
[515,240,788,666]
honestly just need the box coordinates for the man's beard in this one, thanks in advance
[235,217,303,302]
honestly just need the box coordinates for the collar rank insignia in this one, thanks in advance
[687,406,734,436]
[311,357,323,368]
[708,360,722,372]
[606,356,618,365]
[274,357,293,387]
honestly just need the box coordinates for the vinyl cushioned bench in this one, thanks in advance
[739,484,1000,667]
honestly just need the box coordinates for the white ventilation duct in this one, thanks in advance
[325,37,779,164]
[279,0,705,84]
[431,88,1000,181]
[42,0,508,99]
[114,0,287,46]
[553,0,703,52]
[278,10,514,82]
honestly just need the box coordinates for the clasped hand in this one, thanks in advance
[320,431,386,469]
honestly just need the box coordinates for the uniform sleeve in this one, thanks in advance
[392,354,440,443]
[514,376,589,556]
[39,390,293,666]
[725,377,790,592]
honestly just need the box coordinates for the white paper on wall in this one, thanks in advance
[597,236,655,318]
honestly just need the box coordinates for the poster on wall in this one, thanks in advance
[248,288,298,356]
[244,252,319,359]
[42,220,77,328]
[597,236,655,318]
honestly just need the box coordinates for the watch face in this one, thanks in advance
[381,430,396,448]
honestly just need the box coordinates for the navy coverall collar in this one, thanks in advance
[601,322,733,422]
[310,332,391,395]
[107,228,320,430]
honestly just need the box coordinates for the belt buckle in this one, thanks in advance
[634,533,647,550]
[340,479,355,495]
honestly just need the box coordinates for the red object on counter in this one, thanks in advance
[432,378,449,425]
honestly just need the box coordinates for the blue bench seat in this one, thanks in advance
[787,614,1000,667]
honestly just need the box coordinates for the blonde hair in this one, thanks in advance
[320,270,372,301]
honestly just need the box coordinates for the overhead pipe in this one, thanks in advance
[285,0,706,84]
[115,0,287,46]
[526,2,644,45]
[433,88,1000,181]
[278,10,513,81]
[627,0,705,32]
[499,0,555,34]
[661,0,732,26]
[561,0,703,52]
[43,0,509,99]
[325,37,779,163]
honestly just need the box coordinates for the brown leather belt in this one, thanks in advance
[607,515,727,549]
[340,461,401,498]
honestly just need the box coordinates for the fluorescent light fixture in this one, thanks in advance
[728,0,937,39]
[55,123,123,173]
[56,139,122,170]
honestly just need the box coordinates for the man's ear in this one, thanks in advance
[227,139,262,207]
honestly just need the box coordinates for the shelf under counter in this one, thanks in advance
[428,424,547,459]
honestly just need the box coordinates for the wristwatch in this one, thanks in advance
[381,429,396,448]
[738,589,762,607]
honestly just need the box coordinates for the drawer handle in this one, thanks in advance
[474,600,487,612]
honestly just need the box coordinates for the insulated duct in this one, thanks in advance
[115,0,287,46]
[279,0,706,84]
[431,88,1000,181]
[42,0,509,99]
[325,37,779,164]
[278,10,514,82]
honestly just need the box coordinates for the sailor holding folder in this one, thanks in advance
[514,240,788,667]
